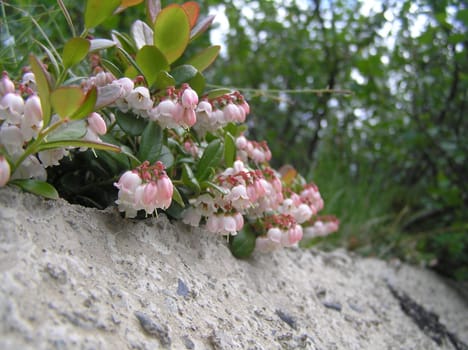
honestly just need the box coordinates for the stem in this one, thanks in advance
[13,119,67,171]
[206,84,353,96]
[56,0,76,37]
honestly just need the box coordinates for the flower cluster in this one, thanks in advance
[0,1,339,258]
[114,161,173,218]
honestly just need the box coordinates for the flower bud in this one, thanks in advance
[24,95,43,125]
[0,73,15,97]
[181,87,198,109]
[88,112,107,135]
[0,155,11,187]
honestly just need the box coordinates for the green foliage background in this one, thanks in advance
[1,0,467,279]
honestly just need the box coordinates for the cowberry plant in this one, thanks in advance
[0,0,338,258]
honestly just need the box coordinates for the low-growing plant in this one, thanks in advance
[0,0,339,258]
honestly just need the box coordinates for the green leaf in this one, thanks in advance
[62,37,90,69]
[135,45,169,86]
[187,71,205,96]
[11,179,59,200]
[229,225,256,259]
[138,121,163,163]
[38,140,121,153]
[201,180,228,195]
[50,87,85,120]
[153,5,190,64]
[171,186,185,208]
[224,132,236,168]
[71,86,97,120]
[196,139,223,181]
[29,55,52,126]
[85,0,120,29]
[154,71,176,90]
[182,162,200,194]
[186,45,220,72]
[206,88,232,99]
[171,64,198,85]
[158,144,174,169]
[47,120,87,142]
[115,111,148,136]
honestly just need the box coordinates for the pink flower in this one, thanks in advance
[267,227,282,243]
[0,72,15,97]
[0,93,24,124]
[127,86,153,111]
[181,87,198,109]
[87,112,107,135]
[156,175,173,209]
[285,224,303,246]
[0,155,10,187]
[115,170,141,194]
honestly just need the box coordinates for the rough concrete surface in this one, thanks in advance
[1,186,467,349]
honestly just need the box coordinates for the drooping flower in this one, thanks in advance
[0,155,10,187]
[114,161,173,218]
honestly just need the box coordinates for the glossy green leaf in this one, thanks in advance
[153,5,190,64]
[111,30,137,54]
[138,121,163,163]
[171,64,198,85]
[154,71,176,90]
[182,163,200,194]
[62,37,90,69]
[135,45,169,86]
[11,179,59,200]
[38,140,121,153]
[29,55,52,126]
[187,71,205,96]
[171,186,185,208]
[186,45,220,72]
[70,86,97,120]
[224,132,236,168]
[158,144,174,169]
[201,180,228,195]
[50,87,85,119]
[206,88,232,99]
[85,0,120,29]
[100,59,122,78]
[115,111,148,136]
[190,15,215,41]
[229,225,256,259]
[47,120,87,142]
[196,139,223,181]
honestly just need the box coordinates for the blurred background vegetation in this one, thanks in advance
[1,0,467,279]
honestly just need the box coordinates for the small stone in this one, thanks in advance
[276,309,297,330]
[177,278,190,297]
[322,301,342,312]
[181,335,195,349]
[135,311,171,347]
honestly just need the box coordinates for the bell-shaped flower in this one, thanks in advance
[0,73,15,97]
[0,155,10,187]
[0,93,24,124]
